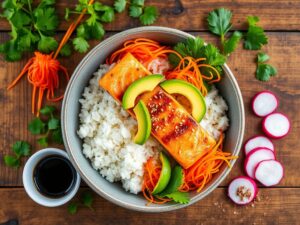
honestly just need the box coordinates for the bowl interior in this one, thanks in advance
[62,27,245,212]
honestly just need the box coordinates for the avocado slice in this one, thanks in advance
[122,74,164,109]
[152,152,172,195]
[160,79,206,122]
[133,100,151,145]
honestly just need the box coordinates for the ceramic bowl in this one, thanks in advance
[61,26,245,212]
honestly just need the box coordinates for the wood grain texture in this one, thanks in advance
[0,32,299,187]
[0,187,299,225]
[0,0,300,31]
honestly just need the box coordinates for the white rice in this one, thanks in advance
[77,64,229,194]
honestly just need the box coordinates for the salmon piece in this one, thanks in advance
[99,53,151,101]
[100,53,216,169]
[140,86,216,169]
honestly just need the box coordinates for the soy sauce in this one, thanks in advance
[33,155,77,198]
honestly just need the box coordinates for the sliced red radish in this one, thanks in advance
[244,148,275,179]
[244,135,274,155]
[228,176,258,205]
[255,160,284,187]
[252,91,278,117]
[262,113,290,139]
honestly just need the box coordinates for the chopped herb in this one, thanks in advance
[68,191,94,214]
[256,52,277,81]
[28,118,46,135]
[4,141,31,168]
[139,6,158,25]
[244,16,268,50]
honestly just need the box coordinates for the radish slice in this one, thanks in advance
[228,176,258,205]
[244,148,275,179]
[252,91,278,117]
[255,160,284,187]
[244,136,274,155]
[262,113,290,139]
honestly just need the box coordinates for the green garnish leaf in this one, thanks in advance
[38,35,58,53]
[159,165,184,196]
[59,42,72,57]
[33,7,59,32]
[139,6,158,25]
[73,37,90,53]
[65,8,70,21]
[37,137,48,147]
[4,155,20,168]
[40,105,56,115]
[99,6,115,23]
[52,129,63,144]
[68,202,78,215]
[244,16,268,50]
[203,43,226,66]
[12,141,31,157]
[28,118,46,135]
[114,0,127,13]
[81,191,94,208]
[165,191,190,204]
[129,5,143,18]
[131,0,145,6]
[223,31,242,56]
[207,8,232,37]
[48,118,60,130]
[257,52,270,63]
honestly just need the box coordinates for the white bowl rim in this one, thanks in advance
[62,26,245,212]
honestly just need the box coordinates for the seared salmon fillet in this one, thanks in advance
[99,53,216,169]
[140,86,216,169]
[99,53,151,101]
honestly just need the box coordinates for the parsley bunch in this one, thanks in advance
[207,8,242,56]
[68,191,94,214]
[4,141,31,167]
[0,0,59,61]
[256,52,277,81]
[28,105,63,146]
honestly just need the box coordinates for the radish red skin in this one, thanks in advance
[254,159,284,187]
[262,113,291,139]
[244,135,275,156]
[244,148,276,179]
[252,91,278,117]
[228,176,258,205]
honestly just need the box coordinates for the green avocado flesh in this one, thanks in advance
[152,152,172,195]
[160,79,206,122]
[122,74,164,109]
[133,100,151,145]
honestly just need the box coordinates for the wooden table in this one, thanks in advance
[1,1,300,224]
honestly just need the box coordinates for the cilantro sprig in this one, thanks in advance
[256,52,277,81]
[28,105,63,147]
[207,8,242,56]
[0,0,59,61]
[244,16,268,50]
[4,141,31,168]
[68,191,94,214]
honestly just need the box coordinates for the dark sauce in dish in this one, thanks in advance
[33,155,77,198]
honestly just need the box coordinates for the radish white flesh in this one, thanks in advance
[228,176,258,205]
[244,148,275,179]
[244,136,274,155]
[263,113,290,139]
[255,160,284,187]
[252,91,278,117]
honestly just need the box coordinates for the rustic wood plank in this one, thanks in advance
[0,187,299,225]
[0,31,299,187]
[0,0,300,31]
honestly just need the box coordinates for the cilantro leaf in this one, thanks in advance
[12,141,31,157]
[202,44,226,66]
[40,105,56,115]
[207,8,232,37]
[223,31,242,56]
[166,191,190,204]
[38,35,58,53]
[10,10,31,29]
[60,42,72,57]
[37,137,48,147]
[52,129,63,144]
[129,5,143,18]
[139,6,158,25]
[28,118,46,135]
[33,7,59,33]
[48,118,60,130]
[131,0,144,6]
[68,202,78,215]
[257,52,270,63]
[89,22,105,39]
[256,63,277,81]
[4,155,20,168]
[73,37,89,53]
[114,0,126,13]
[0,39,22,61]
[81,191,94,208]
[244,16,268,50]
[99,6,115,23]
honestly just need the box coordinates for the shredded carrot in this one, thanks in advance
[7,0,95,116]
[179,134,238,193]
[141,157,171,205]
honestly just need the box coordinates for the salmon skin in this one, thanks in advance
[140,86,216,169]
[99,53,216,169]
[99,53,151,102]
